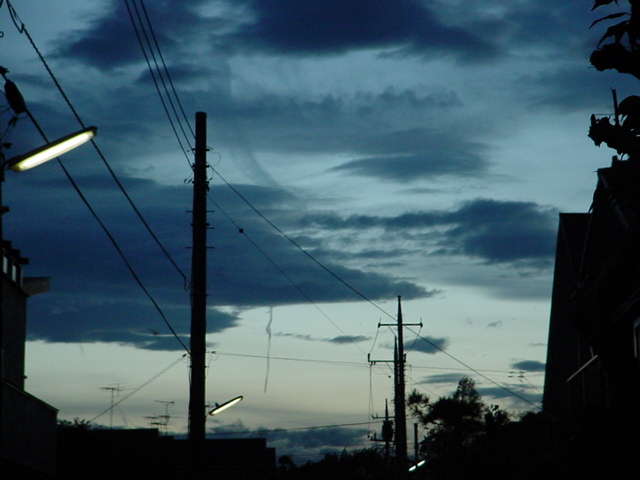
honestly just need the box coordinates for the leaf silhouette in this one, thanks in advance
[592,0,619,11]
[598,20,630,45]
[591,12,628,29]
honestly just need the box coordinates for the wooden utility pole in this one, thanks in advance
[394,297,408,473]
[188,111,208,476]
[370,296,422,478]
[413,423,419,463]
[369,399,394,460]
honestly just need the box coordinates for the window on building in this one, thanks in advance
[633,318,640,359]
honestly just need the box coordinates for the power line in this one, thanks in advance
[90,354,187,424]
[212,350,535,377]
[138,0,195,139]
[209,195,363,350]
[124,0,193,167]
[23,108,190,354]
[211,167,396,321]
[213,351,367,368]
[209,167,539,407]
[405,326,541,409]
[5,0,190,286]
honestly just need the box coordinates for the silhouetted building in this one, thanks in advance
[57,427,276,480]
[0,240,56,478]
[543,213,610,420]
[544,160,640,424]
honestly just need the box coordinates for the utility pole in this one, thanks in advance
[413,423,419,463]
[188,112,208,477]
[370,296,422,478]
[369,399,394,461]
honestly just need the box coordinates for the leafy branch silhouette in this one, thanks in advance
[588,0,640,160]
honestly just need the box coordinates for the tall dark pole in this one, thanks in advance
[188,112,208,476]
[395,296,408,475]
[413,423,418,462]
[370,296,421,478]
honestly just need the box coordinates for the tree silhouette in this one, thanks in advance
[407,377,510,479]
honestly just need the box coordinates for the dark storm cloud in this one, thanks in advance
[53,0,213,70]
[330,151,487,182]
[329,335,370,344]
[442,199,557,265]
[383,336,448,354]
[216,0,500,62]
[404,336,448,354]
[51,0,599,72]
[53,1,144,69]
[17,61,481,182]
[299,198,557,265]
[209,92,472,166]
[27,296,237,351]
[5,171,431,350]
[50,0,502,72]
[511,360,546,372]
[13,16,482,183]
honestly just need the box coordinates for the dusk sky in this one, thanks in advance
[0,0,626,461]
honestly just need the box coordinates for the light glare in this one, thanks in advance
[9,127,96,172]
[208,395,243,416]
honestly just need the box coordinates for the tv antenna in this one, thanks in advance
[100,384,123,429]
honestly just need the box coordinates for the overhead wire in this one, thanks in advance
[5,0,190,287]
[23,108,190,354]
[211,166,541,408]
[213,351,367,368]
[211,166,397,321]
[405,326,541,409]
[209,195,363,350]
[211,350,532,378]
[124,0,193,167]
[138,0,195,139]
[89,353,187,424]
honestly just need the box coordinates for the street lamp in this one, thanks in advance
[207,395,243,416]
[3,126,97,172]
[0,126,98,237]
[408,460,426,473]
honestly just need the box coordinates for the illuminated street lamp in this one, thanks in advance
[0,126,97,238]
[207,395,243,416]
[3,126,96,172]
